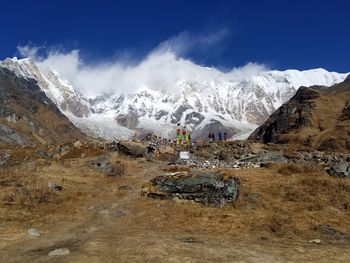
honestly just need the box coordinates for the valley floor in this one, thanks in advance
[0,145,349,262]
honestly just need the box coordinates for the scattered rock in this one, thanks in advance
[27,228,40,237]
[180,236,204,244]
[73,140,83,148]
[90,155,111,172]
[308,239,321,244]
[48,248,70,256]
[239,151,286,164]
[115,210,126,217]
[318,224,350,240]
[48,182,63,191]
[142,172,240,207]
[118,185,133,191]
[36,150,46,158]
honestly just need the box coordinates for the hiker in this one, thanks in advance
[224,132,227,141]
[218,131,223,141]
[146,143,155,161]
[176,123,182,145]
[182,126,189,149]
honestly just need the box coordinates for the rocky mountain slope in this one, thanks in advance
[0,67,86,145]
[249,75,350,152]
[0,57,348,140]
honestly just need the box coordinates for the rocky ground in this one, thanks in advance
[0,140,349,262]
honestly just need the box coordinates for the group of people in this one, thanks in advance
[208,131,227,143]
[176,123,191,146]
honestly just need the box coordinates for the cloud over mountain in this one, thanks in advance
[17,31,268,98]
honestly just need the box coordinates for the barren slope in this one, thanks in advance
[0,68,86,145]
[0,145,349,262]
[249,75,350,152]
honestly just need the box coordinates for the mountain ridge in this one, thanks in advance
[1,57,348,140]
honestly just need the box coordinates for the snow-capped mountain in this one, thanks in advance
[0,58,90,118]
[0,57,348,140]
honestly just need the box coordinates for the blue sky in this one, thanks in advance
[1,0,349,72]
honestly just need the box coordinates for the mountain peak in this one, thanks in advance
[1,57,348,140]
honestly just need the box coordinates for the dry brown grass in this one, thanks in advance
[2,180,55,209]
[0,147,350,262]
[162,165,191,173]
[107,161,126,177]
[277,163,320,176]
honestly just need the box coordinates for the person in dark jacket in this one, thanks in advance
[218,131,222,141]
[224,132,227,141]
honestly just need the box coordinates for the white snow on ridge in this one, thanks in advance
[0,57,348,140]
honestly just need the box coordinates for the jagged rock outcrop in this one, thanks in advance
[249,77,350,152]
[248,87,319,143]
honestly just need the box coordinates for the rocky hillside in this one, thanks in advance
[0,67,86,145]
[249,75,350,152]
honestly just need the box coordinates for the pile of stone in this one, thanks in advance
[288,151,350,178]
[173,158,262,169]
[142,172,240,206]
[171,150,286,170]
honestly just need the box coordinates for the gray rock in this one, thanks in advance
[318,224,350,240]
[0,124,30,145]
[59,145,71,154]
[36,150,46,158]
[308,239,321,244]
[28,228,40,237]
[142,172,240,207]
[239,151,286,163]
[90,155,111,172]
[48,248,70,256]
[115,210,126,217]
[0,151,11,168]
[327,162,350,178]
[48,182,63,191]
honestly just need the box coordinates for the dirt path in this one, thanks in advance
[1,157,349,262]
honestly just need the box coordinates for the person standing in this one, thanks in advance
[218,131,222,141]
[176,123,182,145]
[224,132,227,141]
[182,126,188,146]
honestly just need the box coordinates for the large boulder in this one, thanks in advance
[117,140,147,157]
[327,162,350,178]
[142,172,240,206]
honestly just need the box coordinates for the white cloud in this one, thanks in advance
[156,28,230,55]
[17,45,41,59]
[17,32,268,98]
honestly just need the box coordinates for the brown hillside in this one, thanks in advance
[0,68,86,145]
[249,76,350,152]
